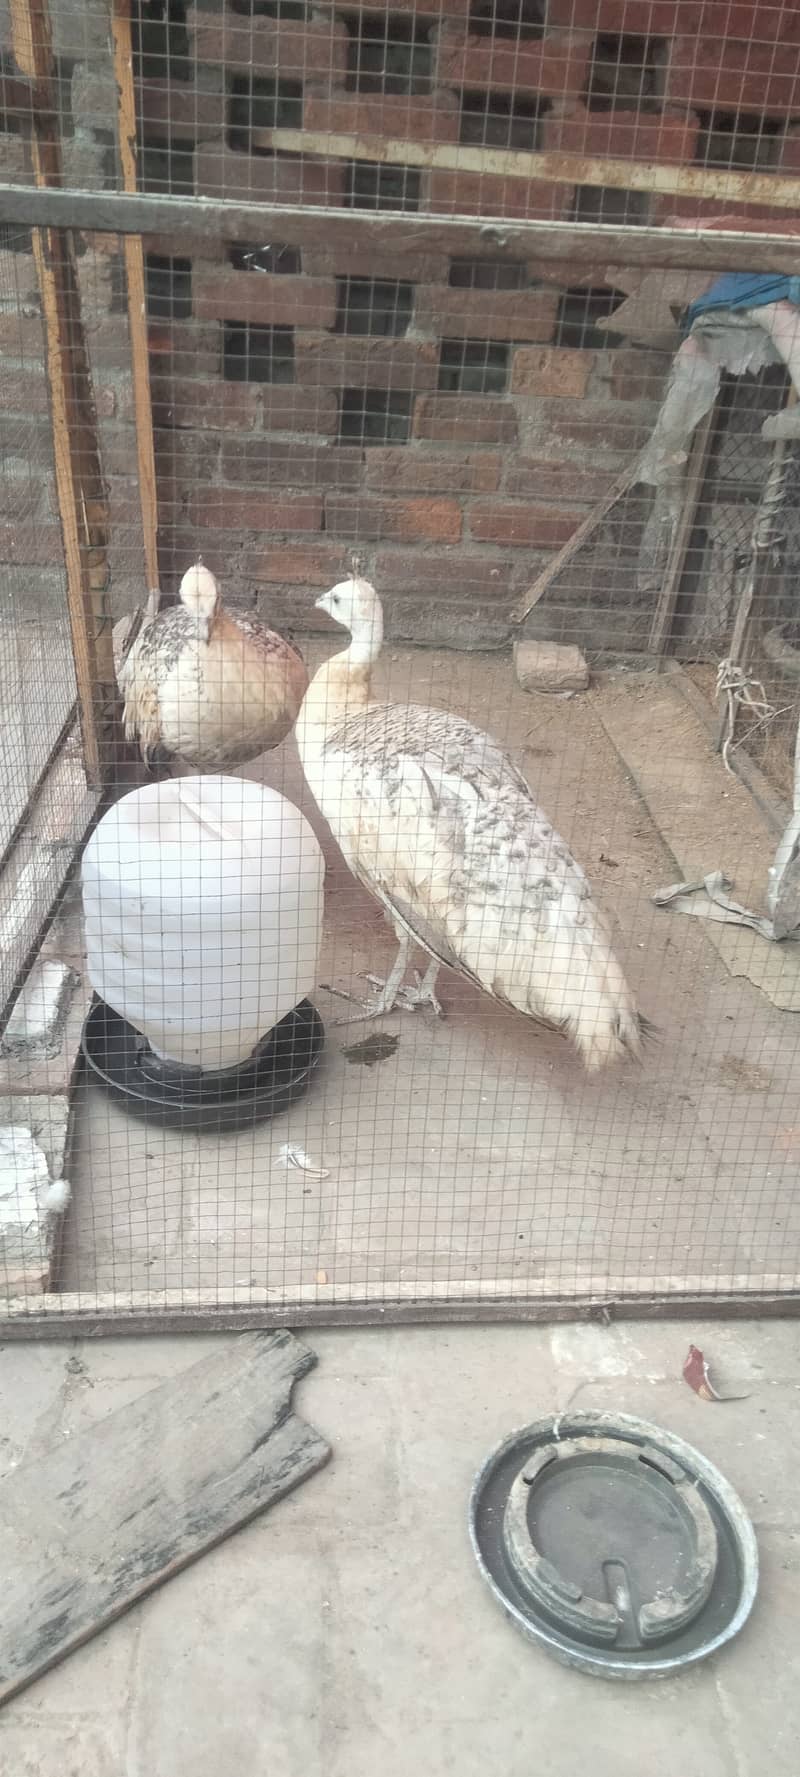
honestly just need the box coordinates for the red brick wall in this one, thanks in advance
[0,0,797,648]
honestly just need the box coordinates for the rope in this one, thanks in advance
[715,657,776,773]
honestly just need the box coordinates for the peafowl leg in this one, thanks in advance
[397,958,443,1016]
[328,935,444,1024]
[329,933,413,1024]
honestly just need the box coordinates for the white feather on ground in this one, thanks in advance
[297,577,647,1073]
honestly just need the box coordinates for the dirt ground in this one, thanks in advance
[53,644,800,1312]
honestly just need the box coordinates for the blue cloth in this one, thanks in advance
[684,272,800,332]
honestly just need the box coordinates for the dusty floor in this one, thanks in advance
[0,1318,798,1775]
[59,647,800,1307]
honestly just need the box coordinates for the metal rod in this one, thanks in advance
[1,184,800,273]
[265,126,800,212]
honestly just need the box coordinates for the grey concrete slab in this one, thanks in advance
[0,1322,796,1776]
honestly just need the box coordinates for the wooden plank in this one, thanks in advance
[0,1330,330,1705]
[111,0,159,602]
[510,463,637,627]
[649,404,719,655]
[9,0,122,789]
[266,125,800,212]
[2,186,800,275]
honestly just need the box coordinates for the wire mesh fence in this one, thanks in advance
[1,0,800,1332]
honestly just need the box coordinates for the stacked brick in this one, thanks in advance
[0,0,798,646]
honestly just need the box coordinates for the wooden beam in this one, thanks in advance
[265,126,800,213]
[9,0,122,790]
[0,1275,797,1337]
[2,185,800,274]
[648,403,719,656]
[0,720,99,1020]
[510,463,637,627]
[111,0,159,603]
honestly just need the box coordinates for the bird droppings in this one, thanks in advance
[341,1032,400,1067]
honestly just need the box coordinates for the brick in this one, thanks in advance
[187,492,323,532]
[504,458,616,501]
[532,404,652,455]
[135,81,225,140]
[428,170,574,223]
[107,477,148,525]
[541,104,699,166]
[157,532,233,584]
[193,269,336,329]
[512,347,593,399]
[70,65,117,132]
[142,232,225,265]
[304,93,460,145]
[151,433,221,487]
[295,334,439,392]
[437,26,593,98]
[665,37,800,114]
[49,0,110,58]
[651,196,792,227]
[259,387,338,436]
[325,495,462,545]
[220,440,362,489]
[414,395,518,444]
[314,0,471,12]
[603,347,670,402]
[415,284,558,344]
[470,502,583,548]
[195,148,344,207]
[374,547,512,599]
[303,245,448,283]
[150,380,259,431]
[0,524,63,567]
[241,543,346,585]
[4,368,49,413]
[0,133,33,184]
[514,639,589,693]
[1,960,75,1056]
[363,448,500,494]
[548,1,800,37]
[188,9,348,79]
[146,321,221,379]
[386,596,512,648]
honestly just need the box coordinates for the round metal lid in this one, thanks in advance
[469,1410,758,1681]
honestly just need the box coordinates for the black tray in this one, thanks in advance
[81,996,325,1132]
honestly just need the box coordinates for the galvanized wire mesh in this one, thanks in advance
[1,0,800,1331]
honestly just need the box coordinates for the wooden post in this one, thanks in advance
[648,403,719,656]
[10,0,122,788]
[112,0,160,605]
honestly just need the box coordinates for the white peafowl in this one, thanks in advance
[296,575,650,1073]
[115,562,308,770]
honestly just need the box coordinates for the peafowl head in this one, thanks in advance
[179,560,220,643]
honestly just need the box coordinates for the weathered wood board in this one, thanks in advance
[0,1329,330,1705]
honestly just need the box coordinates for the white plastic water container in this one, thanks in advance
[82,776,324,1070]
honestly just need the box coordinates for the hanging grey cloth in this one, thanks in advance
[652,871,794,942]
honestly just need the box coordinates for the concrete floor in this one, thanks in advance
[60,648,800,1307]
[1,1317,798,1774]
